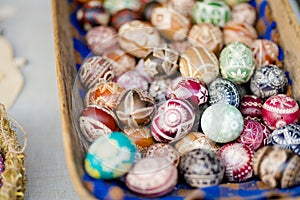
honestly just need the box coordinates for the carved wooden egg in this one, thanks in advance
[143,44,180,79]
[188,23,223,55]
[175,132,220,156]
[84,82,124,110]
[79,105,119,142]
[118,20,162,58]
[208,78,241,108]
[218,142,254,182]
[151,99,195,143]
[123,127,155,152]
[85,26,118,56]
[145,143,180,167]
[237,120,270,151]
[266,123,300,156]
[250,64,287,99]
[262,94,300,130]
[150,6,191,41]
[179,149,225,188]
[79,56,114,89]
[165,76,208,108]
[84,132,137,179]
[179,46,219,85]
[125,157,178,197]
[240,95,263,121]
[115,70,149,91]
[219,41,255,84]
[201,103,244,143]
[116,89,155,128]
[111,9,143,30]
[148,78,171,106]
[231,3,256,25]
[253,146,300,188]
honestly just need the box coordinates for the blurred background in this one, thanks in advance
[0,0,78,199]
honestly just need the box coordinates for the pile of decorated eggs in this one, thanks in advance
[73,0,300,198]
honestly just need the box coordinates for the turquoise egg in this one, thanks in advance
[84,132,137,179]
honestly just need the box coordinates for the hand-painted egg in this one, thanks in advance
[111,9,143,30]
[148,78,171,106]
[116,89,155,128]
[179,46,219,85]
[143,44,180,79]
[223,21,258,46]
[219,41,255,84]
[253,146,300,188]
[145,143,180,166]
[231,3,256,25]
[85,26,119,55]
[76,1,110,31]
[84,132,137,179]
[237,120,270,150]
[151,6,191,41]
[262,94,300,130]
[103,0,142,14]
[79,56,114,89]
[266,123,300,156]
[188,23,223,54]
[166,76,208,108]
[175,132,220,156]
[201,103,244,143]
[208,78,241,108]
[218,143,254,182]
[192,0,230,27]
[240,95,263,121]
[250,39,279,68]
[79,105,119,142]
[250,64,287,99]
[179,149,224,188]
[84,82,124,110]
[151,99,195,143]
[125,157,178,197]
[115,70,149,91]
[123,127,155,152]
[118,20,162,58]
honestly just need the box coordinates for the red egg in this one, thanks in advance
[262,94,300,130]
[240,95,263,121]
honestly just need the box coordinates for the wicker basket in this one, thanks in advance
[52,0,300,199]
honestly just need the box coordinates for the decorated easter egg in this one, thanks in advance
[148,78,171,106]
[79,56,114,89]
[104,48,136,77]
[175,132,220,156]
[250,65,287,99]
[219,41,255,84]
[125,157,178,197]
[79,105,119,142]
[123,127,155,152]
[266,123,300,156]
[84,82,124,110]
[179,149,225,188]
[151,6,191,41]
[179,46,219,85]
[188,23,223,54]
[208,78,241,108]
[76,1,110,31]
[253,146,300,188]
[237,120,270,150]
[223,21,258,46]
[240,95,263,121]
[231,3,256,25]
[218,143,254,182]
[143,1,162,21]
[250,39,279,68]
[118,20,162,58]
[145,143,180,166]
[192,0,230,27]
[165,76,208,108]
[84,132,137,179]
[222,0,250,7]
[85,26,119,55]
[262,94,300,130]
[115,70,149,91]
[103,0,142,14]
[201,103,244,143]
[143,44,180,79]
[111,9,143,30]
[151,99,195,143]
[116,89,155,128]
